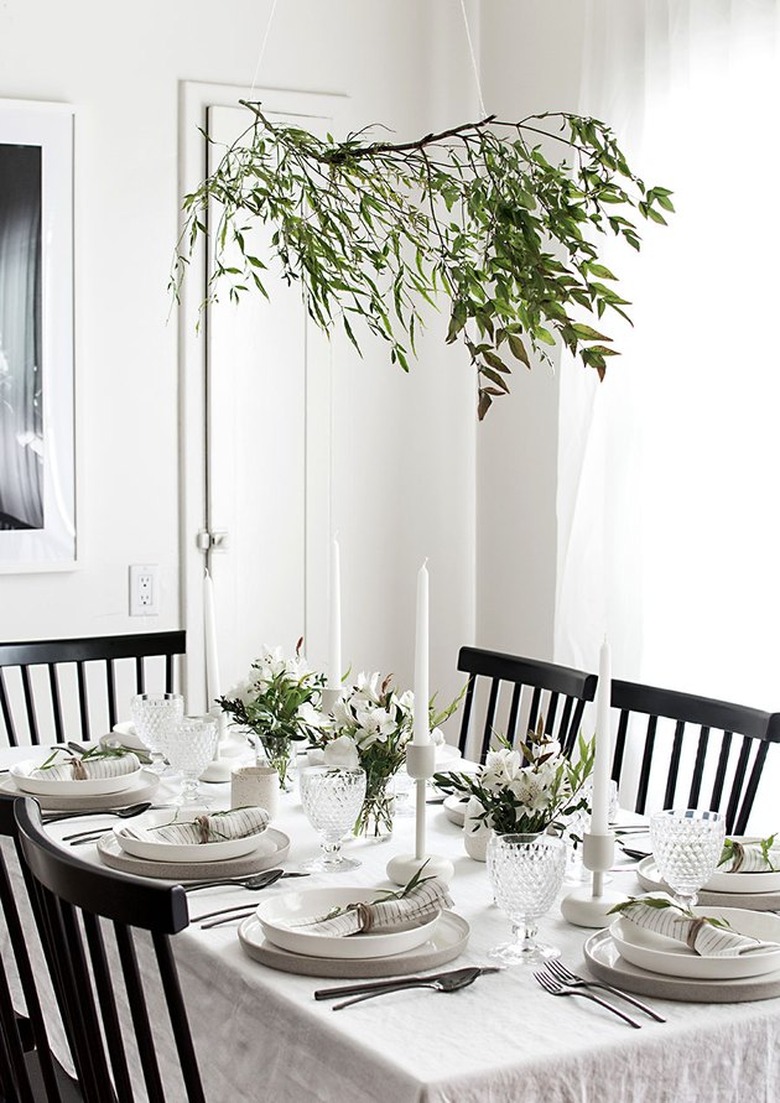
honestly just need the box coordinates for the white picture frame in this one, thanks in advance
[0,99,75,571]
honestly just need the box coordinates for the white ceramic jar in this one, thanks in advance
[230,764,280,819]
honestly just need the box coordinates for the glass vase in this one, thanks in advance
[354,774,395,840]
[255,733,294,791]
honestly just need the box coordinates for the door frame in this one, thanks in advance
[177,81,347,709]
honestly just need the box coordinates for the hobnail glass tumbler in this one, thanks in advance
[130,693,184,771]
[486,832,566,965]
[165,714,220,805]
[649,808,725,908]
[299,766,367,872]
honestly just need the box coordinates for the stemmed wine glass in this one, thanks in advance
[649,808,725,909]
[299,765,366,872]
[130,693,184,773]
[486,832,567,965]
[164,715,220,806]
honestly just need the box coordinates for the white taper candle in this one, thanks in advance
[203,568,221,708]
[413,560,430,745]
[591,637,612,835]
[328,538,342,692]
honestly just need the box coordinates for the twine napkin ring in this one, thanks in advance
[350,902,375,932]
[195,815,212,844]
[686,916,708,951]
[69,756,87,781]
[728,841,746,873]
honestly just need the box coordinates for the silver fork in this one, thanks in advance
[534,970,642,1028]
[546,960,665,1022]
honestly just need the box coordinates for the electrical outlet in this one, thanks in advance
[129,564,160,616]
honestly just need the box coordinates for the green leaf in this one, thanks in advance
[507,333,531,367]
[571,323,612,342]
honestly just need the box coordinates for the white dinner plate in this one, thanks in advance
[255,886,441,960]
[239,910,469,978]
[2,769,160,812]
[109,722,148,752]
[611,906,780,980]
[443,795,469,827]
[10,756,142,797]
[435,743,461,764]
[114,807,264,863]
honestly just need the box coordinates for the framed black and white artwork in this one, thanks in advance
[0,100,74,570]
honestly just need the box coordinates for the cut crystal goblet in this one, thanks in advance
[486,832,566,965]
[299,765,366,873]
[649,808,725,909]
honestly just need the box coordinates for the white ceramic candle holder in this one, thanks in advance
[321,687,342,715]
[386,743,454,885]
[200,709,244,783]
[559,830,627,927]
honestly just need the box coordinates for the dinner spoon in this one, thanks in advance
[42,802,153,826]
[183,871,309,892]
[331,969,481,1010]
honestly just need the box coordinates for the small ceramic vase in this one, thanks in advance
[463,796,491,862]
[230,764,280,819]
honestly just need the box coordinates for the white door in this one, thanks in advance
[180,85,343,708]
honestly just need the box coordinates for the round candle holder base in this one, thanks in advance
[200,759,233,783]
[386,852,454,886]
[201,711,244,783]
[560,883,627,928]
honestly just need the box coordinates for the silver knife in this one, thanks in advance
[313,965,501,1001]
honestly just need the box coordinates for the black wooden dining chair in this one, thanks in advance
[0,792,81,1102]
[0,631,186,746]
[609,679,780,834]
[14,798,206,1103]
[456,647,598,763]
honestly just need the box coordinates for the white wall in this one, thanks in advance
[0,0,479,716]
[477,1,589,662]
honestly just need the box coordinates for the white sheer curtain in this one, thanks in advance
[556,0,780,719]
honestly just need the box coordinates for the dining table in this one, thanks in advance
[3,742,780,1103]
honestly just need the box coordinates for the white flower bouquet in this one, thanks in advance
[434,722,594,836]
[314,672,414,837]
[219,640,324,786]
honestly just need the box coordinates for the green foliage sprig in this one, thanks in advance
[718,834,779,871]
[172,102,673,418]
[38,745,136,771]
[607,895,732,931]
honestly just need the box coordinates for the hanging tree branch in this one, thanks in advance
[172,102,674,419]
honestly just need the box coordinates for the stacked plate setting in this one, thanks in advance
[585,835,780,1002]
[637,836,780,911]
[5,749,158,811]
[99,807,291,880]
[238,886,470,979]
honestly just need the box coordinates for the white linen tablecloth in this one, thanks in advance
[6,747,780,1102]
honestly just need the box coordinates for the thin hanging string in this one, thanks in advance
[248,0,280,98]
[459,0,487,117]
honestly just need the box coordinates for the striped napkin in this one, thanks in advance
[619,894,780,957]
[718,838,780,873]
[289,877,452,937]
[31,752,141,782]
[123,807,269,846]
